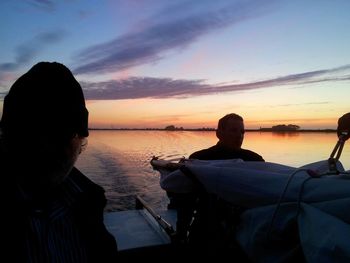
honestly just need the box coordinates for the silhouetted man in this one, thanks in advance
[190,113,264,161]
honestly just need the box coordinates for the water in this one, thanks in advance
[75,130,350,211]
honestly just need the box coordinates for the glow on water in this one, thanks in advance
[76,130,350,211]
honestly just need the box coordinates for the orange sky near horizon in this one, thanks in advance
[86,98,341,130]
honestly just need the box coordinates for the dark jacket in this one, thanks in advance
[183,143,264,261]
[189,143,264,161]
[1,167,118,262]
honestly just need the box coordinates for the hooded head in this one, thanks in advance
[0,62,89,188]
[1,62,88,139]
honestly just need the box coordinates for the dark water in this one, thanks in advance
[75,130,350,211]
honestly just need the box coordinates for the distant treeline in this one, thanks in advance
[89,124,336,132]
[164,125,214,131]
[259,124,335,132]
[260,124,300,131]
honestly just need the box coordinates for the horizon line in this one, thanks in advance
[88,127,337,132]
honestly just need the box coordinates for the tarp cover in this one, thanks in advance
[157,159,350,263]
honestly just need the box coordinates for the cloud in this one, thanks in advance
[211,65,350,93]
[1,63,349,102]
[269,102,330,107]
[0,71,16,91]
[25,0,56,12]
[73,0,276,75]
[82,77,209,100]
[81,64,350,100]
[0,30,67,72]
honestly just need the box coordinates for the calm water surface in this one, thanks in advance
[75,130,350,211]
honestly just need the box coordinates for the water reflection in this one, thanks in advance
[270,131,300,137]
[76,130,349,211]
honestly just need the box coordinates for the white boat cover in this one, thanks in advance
[156,158,350,263]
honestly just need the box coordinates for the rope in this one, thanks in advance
[267,168,310,238]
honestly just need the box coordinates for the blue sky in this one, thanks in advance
[1,0,350,128]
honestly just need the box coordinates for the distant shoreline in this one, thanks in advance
[89,128,337,132]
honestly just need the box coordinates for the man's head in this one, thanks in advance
[216,113,244,150]
[0,62,89,188]
[337,112,350,141]
[1,62,88,139]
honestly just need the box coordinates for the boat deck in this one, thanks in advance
[104,209,177,251]
[104,207,178,262]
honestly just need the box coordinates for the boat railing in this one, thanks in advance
[135,195,176,241]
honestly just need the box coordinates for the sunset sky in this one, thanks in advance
[1,0,349,129]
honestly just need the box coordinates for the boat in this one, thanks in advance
[105,113,350,262]
[151,157,350,262]
[149,113,350,262]
[105,157,350,262]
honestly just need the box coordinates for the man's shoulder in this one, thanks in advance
[240,148,265,161]
[69,167,106,194]
[68,167,108,210]
[189,145,218,159]
[189,145,264,161]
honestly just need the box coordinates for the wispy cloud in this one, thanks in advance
[81,77,208,100]
[269,102,330,107]
[0,30,67,72]
[82,64,350,100]
[2,63,348,101]
[0,71,16,89]
[73,0,276,75]
[25,0,56,12]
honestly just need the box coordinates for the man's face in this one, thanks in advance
[11,134,87,194]
[49,135,87,186]
[36,135,87,188]
[217,118,245,150]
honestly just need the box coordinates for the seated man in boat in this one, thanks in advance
[168,113,264,207]
[167,113,264,260]
[189,113,264,161]
[0,62,118,262]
